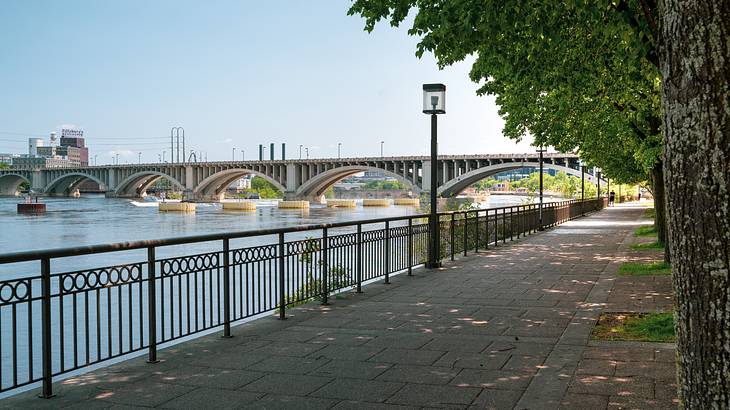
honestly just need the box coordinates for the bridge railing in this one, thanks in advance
[0,198,604,398]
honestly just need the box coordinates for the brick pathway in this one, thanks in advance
[0,204,678,409]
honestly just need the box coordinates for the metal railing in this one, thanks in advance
[0,198,605,398]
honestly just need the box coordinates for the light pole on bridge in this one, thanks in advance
[170,127,184,163]
[423,83,446,269]
[138,152,142,164]
[305,147,309,160]
[241,150,245,161]
[338,142,342,159]
[380,141,384,157]
[232,147,236,161]
[299,145,303,160]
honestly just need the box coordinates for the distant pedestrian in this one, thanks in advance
[609,190,616,206]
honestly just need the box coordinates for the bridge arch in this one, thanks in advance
[114,171,185,197]
[296,165,419,200]
[0,173,31,196]
[44,173,107,196]
[438,161,598,197]
[193,169,286,201]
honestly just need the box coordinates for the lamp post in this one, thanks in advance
[423,83,446,269]
[596,167,602,201]
[305,147,309,159]
[241,150,245,161]
[380,141,384,157]
[338,142,342,159]
[94,155,98,166]
[158,154,161,163]
[537,146,546,230]
[115,153,120,165]
[163,151,166,163]
[579,159,586,215]
[232,147,236,161]
[138,152,142,164]
[299,145,303,159]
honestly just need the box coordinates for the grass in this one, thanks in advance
[629,241,665,251]
[634,225,657,237]
[619,261,672,276]
[593,312,675,342]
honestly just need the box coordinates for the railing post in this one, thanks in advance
[222,238,232,337]
[510,207,514,241]
[450,214,455,261]
[39,257,54,399]
[321,228,329,305]
[494,210,499,245]
[474,211,479,253]
[147,246,159,363]
[503,209,507,244]
[407,218,413,275]
[463,212,468,257]
[384,221,390,284]
[278,233,287,320]
[357,224,364,289]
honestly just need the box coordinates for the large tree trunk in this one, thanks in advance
[660,0,730,407]
[650,162,670,263]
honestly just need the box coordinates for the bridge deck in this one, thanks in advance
[0,204,677,409]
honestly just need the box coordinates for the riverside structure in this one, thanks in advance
[0,198,604,398]
[0,153,604,201]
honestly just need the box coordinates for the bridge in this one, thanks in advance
[0,153,602,201]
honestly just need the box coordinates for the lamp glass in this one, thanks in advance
[422,84,446,114]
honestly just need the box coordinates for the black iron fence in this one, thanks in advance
[0,198,604,398]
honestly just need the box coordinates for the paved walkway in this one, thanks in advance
[1,204,677,409]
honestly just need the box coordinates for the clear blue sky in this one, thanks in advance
[0,0,535,164]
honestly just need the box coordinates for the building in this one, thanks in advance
[28,138,44,156]
[12,156,73,169]
[0,153,20,166]
[36,145,88,166]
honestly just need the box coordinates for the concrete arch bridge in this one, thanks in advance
[0,153,604,201]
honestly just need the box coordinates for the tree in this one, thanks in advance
[660,0,730,406]
[348,0,670,260]
[0,163,9,169]
[250,177,283,199]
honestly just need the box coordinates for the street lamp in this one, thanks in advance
[423,83,446,269]
[232,147,236,161]
[241,149,245,161]
[380,141,384,157]
[94,155,98,166]
[338,142,342,159]
[305,147,309,159]
[138,152,142,164]
[299,144,303,159]
[537,145,546,230]
[596,167,602,201]
[579,159,586,215]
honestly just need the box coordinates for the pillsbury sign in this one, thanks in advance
[61,129,84,138]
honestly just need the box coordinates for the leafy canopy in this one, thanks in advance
[348,0,661,184]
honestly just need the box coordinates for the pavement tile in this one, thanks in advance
[241,373,333,396]
[246,394,338,409]
[451,369,533,391]
[308,344,384,361]
[607,395,679,409]
[364,332,434,350]
[149,365,264,389]
[433,351,511,370]
[471,389,523,409]
[331,401,419,410]
[244,355,331,375]
[560,393,609,410]
[568,375,655,398]
[575,359,618,376]
[376,365,460,385]
[386,383,481,407]
[93,381,196,407]
[158,387,263,409]
[370,348,446,366]
[421,335,492,353]
[310,378,404,402]
[251,341,326,357]
[309,360,392,380]
[501,355,546,373]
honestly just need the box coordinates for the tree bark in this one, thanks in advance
[660,0,730,407]
[650,162,670,263]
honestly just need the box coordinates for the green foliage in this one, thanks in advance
[0,162,9,169]
[643,207,656,219]
[324,186,335,199]
[618,261,671,276]
[285,238,351,307]
[250,177,283,199]
[634,225,657,237]
[593,312,675,342]
[629,241,664,250]
[362,180,407,190]
[348,0,661,186]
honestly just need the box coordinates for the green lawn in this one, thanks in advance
[634,225,657,237]
[619,261,672,276]
[593,312,675,342]
[629,241,665,251]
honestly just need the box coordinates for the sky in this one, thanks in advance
[0,1,536,164]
